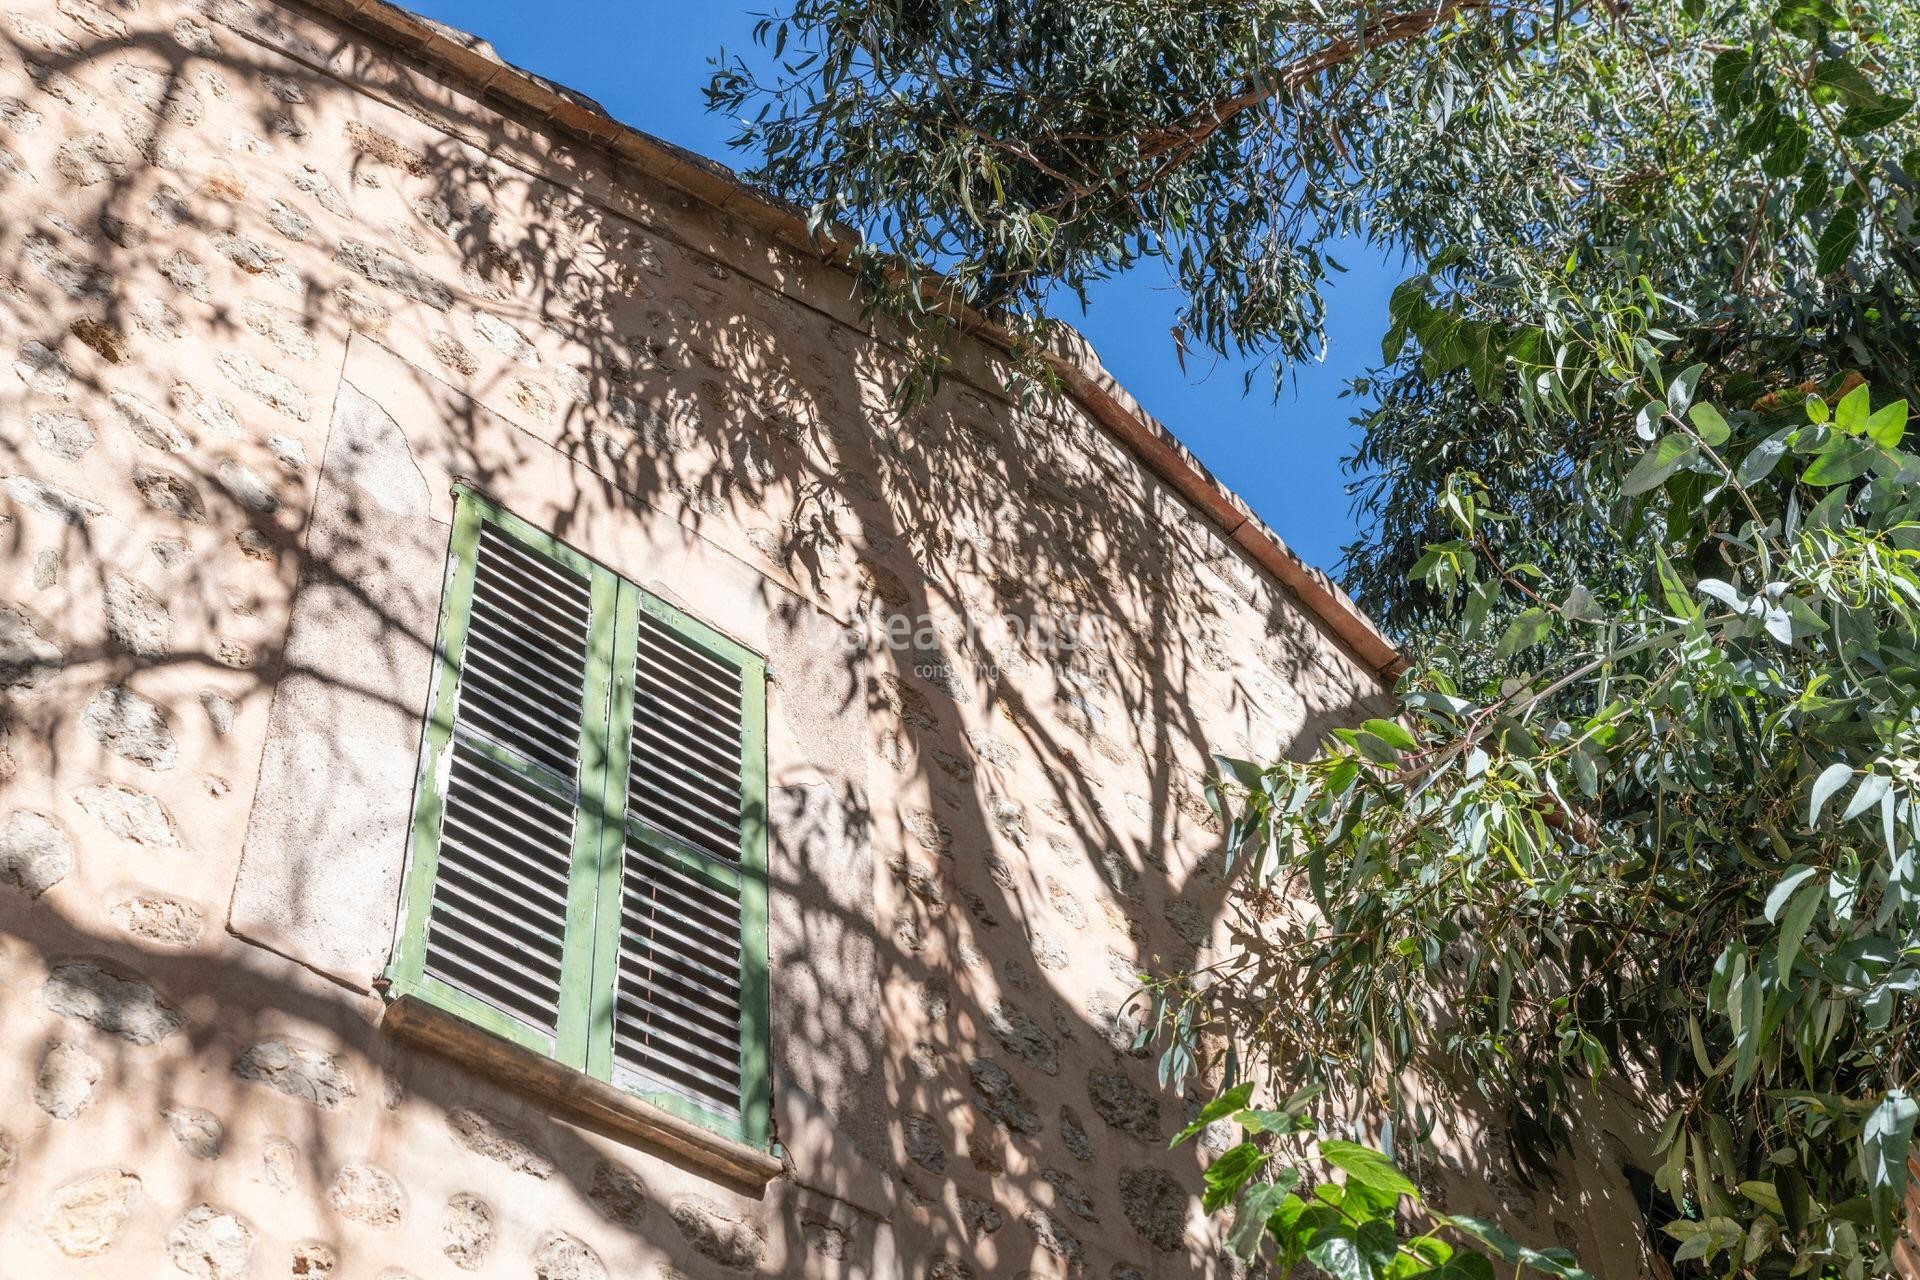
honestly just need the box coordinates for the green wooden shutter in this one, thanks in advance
[590,597,770,1147]
[389,490,619,1066]
[391,488,770,1148]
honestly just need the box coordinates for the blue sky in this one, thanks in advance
[403,2,1396,573]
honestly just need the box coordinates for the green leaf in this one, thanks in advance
[1668,364,1707,414]
[1812,56,1879,109]
[1778,1164,1812,1237]
[1843,773,1891,822]
[1804,437,1878,486]
[1352,731,1403,766]
[1307,1218,1398,1280]
[1361,718,1419,753]
[1810,763,1853,825]
[1710,48,1751,110]
[1240,1108,1305,1136]
[1840,95,1914,137]
[1569,744,1599,798]
[1173,1081,1253,1147]
[1835,383,1872,433]
[1320,1140,1417,1213]
[1655,550,1698,620]
[1227,1178,1297,1258]
[1560,583,1604,623]
[1866,399,1908,448]
[1817,206,1860,275]
[1497,608,1551,657]
[1415,1252,1496,1280]
[1860,1091,1918,1247]
[1204,1141,1267,1212]
[1766,866,1819,921]
[1736,427,1794,485]
[1688,402,1731,447]
[1672,1230,1713,1263]
[1778,876,1823,981]
[1624,434,1696,495]
[1443,1215,1521,1262]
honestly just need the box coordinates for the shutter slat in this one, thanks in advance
[425,924,563,1023]
[623,850,743,931]
[633,672,743,749]
[440,798,575,887]
[613,962,744,1046]
[614,614,753,1117]
[438,835,571,917]
[439,764,577,875]
[629,782,745,859]
[618,928,742,1006]
[629,729,748,809]
[636,616,741,693]
[478,527,591,608]
[426,901,560,990]
[457,645,587,734]
[467,579,590,656]
[420,525,594,1042]
[434,865,572,956]
[621,895,743,976]
[612,1024,742,1097]
[461,624,589,706]
[464,602,588,679]
[459,698,580,777]
[628,722,742,803]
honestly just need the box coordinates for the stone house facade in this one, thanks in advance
[0,1,1649,1276]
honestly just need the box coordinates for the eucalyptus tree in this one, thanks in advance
[714,1,1920,1273]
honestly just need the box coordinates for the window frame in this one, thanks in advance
[385,485,772,1149]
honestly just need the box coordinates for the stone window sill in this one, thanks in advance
[381,994,784,1188]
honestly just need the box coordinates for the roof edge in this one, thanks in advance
[299,0,1406,684]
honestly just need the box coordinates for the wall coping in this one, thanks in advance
[290,0,1405,683]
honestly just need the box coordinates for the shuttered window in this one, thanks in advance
[387,487,770,1148]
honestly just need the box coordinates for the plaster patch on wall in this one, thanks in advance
[229,379,447,990]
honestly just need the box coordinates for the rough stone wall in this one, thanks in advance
[0,1,1418,1277]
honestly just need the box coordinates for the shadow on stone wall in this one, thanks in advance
[0,3,1406,1275]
